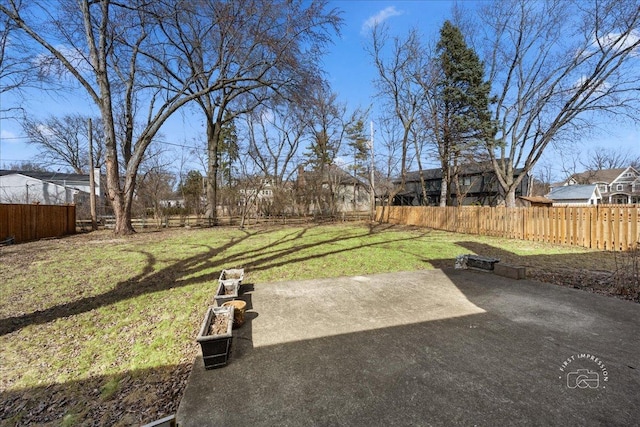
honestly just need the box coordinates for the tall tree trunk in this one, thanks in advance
[105,158,132,234]
[413,139,428,205]
[439,164,449,207]
[452,158,463,207]
[205,118,220,225]
[505,189,516,207]
[102,105,135,234]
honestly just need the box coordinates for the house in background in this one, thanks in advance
[158,196,186,209]
[546,184,602,206]
[557,166,640,204]
[0,169,105,216]
[296,165,371,214]
[238,178,276,205]
[395,162,530,206]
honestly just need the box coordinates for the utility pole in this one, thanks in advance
[88,118,97,230]
[370,120,375,220]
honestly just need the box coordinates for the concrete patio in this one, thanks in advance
[176,269,640,426]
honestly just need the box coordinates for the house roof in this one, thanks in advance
[518,196,553,205]
[402,160,526,183]
[404,168,442,181]
[0,169,90,182]
[299,165,367,186]
[566,168,627,185]
[547,184,599,201]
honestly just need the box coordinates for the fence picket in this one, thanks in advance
[0,204,76,243]
[376,205,639,251]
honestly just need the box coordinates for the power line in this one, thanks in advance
[0,158,37,162]
[0,136,31,140]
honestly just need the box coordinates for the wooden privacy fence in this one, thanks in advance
[376,205,640,251]
[0,204,76,244]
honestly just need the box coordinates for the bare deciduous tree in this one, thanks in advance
[376,115,403,181]
[368,25,429,206]
[0,3,36,117]
[240,100,307,216]
[21,114,104,173]
[480,0,640,206]
[1,1,217,233]
[0,0,340,234]
[157,0,341,224]
[134,147,176,222]
[581,147,640,171]
[302,82,356,215]
[244,101,306,188]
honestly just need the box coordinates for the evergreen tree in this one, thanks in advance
[178,170,205,215]
[345,117,370,179]
[218,114,239,187]
[434,21,493,205]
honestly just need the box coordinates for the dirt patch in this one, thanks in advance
[452,243,640,303]
[528,267,639,302]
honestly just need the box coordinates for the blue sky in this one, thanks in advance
[0,1,638,179]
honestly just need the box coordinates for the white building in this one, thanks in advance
[546,184,602,206]
[560,166,640,204]
[0,169,102,205]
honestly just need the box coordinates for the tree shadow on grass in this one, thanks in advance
[4,265,639,426]
[0,231,254,336]
[0,225,431,336]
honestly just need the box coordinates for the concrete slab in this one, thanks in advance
[176,269,640,426]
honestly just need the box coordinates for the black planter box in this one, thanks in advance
[196,306,234,369]
[214,280,240,306]
[219,268,244,287]
[466,255,500,271]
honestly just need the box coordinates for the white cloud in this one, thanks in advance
[361,6,403,33]
[592,29,640,54]
[35,124,55,137]
[334,156,348,168]
[260,108,275,124]
[32,44,92,78]
[0,129,19,143]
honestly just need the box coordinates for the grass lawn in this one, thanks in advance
[0,222,631,426]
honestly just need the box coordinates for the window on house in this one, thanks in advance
[462,176,473,186]
[616,184,624,191]
[599,184,607,192]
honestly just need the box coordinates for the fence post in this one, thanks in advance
[372,204,638,251]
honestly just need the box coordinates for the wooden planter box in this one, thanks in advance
[196,306,234,369]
